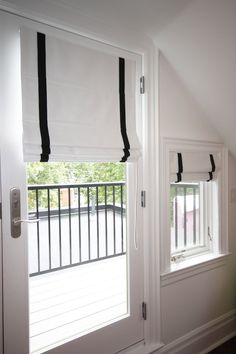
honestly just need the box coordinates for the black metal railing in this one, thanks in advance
[170,183,200,252]
[28,182,126,276]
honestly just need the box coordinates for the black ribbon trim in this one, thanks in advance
[175,153,183,183]
[37,32,51,162]
[207,154,215,182]
[119,57,130,162]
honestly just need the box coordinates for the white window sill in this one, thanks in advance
[161,253,231,287]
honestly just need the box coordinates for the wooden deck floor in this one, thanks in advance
[30,255,127,354]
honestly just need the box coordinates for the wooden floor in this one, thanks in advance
[208,336,236,353]
[29,255,127,354]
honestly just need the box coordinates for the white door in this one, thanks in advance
[0,11,30,354]
[0,10,144,354]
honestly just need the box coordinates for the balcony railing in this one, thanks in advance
[28,182,126,276]
[170,183,200,253]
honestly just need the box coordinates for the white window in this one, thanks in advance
[161,139,228,274]
[170,181,212,261]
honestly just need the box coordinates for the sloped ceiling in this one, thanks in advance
[154,0,236,156]
[52,0,194,37]
[3,0,236,155]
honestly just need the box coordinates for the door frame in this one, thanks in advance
[0,8,147,354]
[0,2,162,353]
[0,161,3,354]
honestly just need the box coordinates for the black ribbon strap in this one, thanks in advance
[37,32,51,162]
[175,153,183,183]
[207,154,215,182]
[119,57,130,162]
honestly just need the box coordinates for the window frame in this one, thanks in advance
[170,181,211,261]
[160,138,228,275]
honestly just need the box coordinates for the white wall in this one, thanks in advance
[155,0,236,158]
[159,53,221,142]
[158,51,236,350]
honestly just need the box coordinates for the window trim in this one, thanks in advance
[161,253,231,287]
[170,182,208,258]
[160,138,228,275]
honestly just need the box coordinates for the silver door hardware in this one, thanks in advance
[13,218,40,225]
[141,190,146,207]
[208,226,213,241]
[140,76,145,94]
[10,187,39,238]
[142,301,147,320]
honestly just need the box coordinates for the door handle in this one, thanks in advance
[10,187,39,238]
[13,217,40,225]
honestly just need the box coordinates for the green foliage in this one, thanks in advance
[27,162,125,185]
[27,162,125,210]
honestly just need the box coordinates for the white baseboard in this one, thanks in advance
[198,331,236,354]
[153,309,236,354]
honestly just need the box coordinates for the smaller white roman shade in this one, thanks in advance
[20,27,141,162]
[170,151,220,183]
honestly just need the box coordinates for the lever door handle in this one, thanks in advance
[13,217,40,225]
[10,187,39,238]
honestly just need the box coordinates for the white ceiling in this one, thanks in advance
[4,0,236,155]
[51,0,194,36]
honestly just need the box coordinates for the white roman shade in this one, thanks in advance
[170,151,220,183]
[20,28,141,162]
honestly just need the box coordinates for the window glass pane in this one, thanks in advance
[170,183,200,254]
[27,162,128,353]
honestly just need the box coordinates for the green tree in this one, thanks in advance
[27,162,125,210]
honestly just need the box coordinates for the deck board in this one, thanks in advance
[30,255,127,353]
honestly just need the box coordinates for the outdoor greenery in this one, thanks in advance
[27,162,125,185]
[27,162,126,210]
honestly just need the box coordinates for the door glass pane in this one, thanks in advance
[27,162,128,353]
